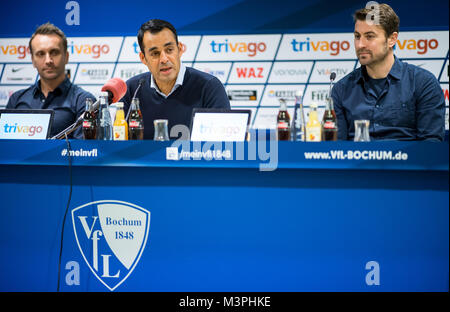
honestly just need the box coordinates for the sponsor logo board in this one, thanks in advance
[113,63,148,80]
[225,85,264,106]
[260,84,306,106]
[394,31,448,58]
[66,37,123,62]
[74,63,114,84]
[309,61,356,83]
[196,35,281,61]
[228,62,272,84]
[252,107,294,129]
[277,33,355,60]
[0,85,29,106]
[304,84,331,108]
[193,62,231,83]
[268,61,313,83]
[0,64,37,85]
[405,59,446,78]
[0,38,30,62]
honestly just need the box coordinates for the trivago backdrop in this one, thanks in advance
[0,0,448,130]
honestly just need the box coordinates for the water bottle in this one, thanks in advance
[96,91,113,140]
[291,90,305,141]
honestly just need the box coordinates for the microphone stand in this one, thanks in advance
[51,90,116,140]
[50,114,84,140]
[126,79,144,121]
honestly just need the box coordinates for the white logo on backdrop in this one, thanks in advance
[71,200,150,291]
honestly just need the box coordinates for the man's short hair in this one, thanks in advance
[137,19,179,54]
[353,3,400,38]
[29,22,68,54]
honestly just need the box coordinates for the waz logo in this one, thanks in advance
[71,200,150,291]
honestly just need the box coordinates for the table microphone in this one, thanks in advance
[126,78,145,121]
[50,78,127,139]
[328,72,336,98]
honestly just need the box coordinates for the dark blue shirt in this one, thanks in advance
[331,57,445,141]
[121,67,230,140]
[6,78,95,139]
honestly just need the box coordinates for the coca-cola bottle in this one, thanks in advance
[82,98,97,140]
[321,98,338,141]
[277,98,291,141]
[128,98,144,140]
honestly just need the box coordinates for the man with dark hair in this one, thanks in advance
[121,19,230,140]
[7,22,95,139]
[331,3,445,141]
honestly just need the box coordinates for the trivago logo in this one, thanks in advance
[2,122,43,136]
[394,38,438,55]
[290,37,351,56]
[0,44,30,59]
[210,39,267,57]
[68,41,110,59]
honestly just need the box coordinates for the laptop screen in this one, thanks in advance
[190,108,251,142]
[0,109,54,140]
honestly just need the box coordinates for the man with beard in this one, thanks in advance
[6,23,95,139]
[331,3,445,141]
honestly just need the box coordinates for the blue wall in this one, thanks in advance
[0,0,448,37]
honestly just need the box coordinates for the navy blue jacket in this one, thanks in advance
[121,67,230,140]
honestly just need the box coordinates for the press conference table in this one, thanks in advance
[0,139,448,292]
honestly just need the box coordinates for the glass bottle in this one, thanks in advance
[113,102,128,141]
[277,98,291,141]
[128,98,144,140]
[291,90,306,141]
[306,102,321,142]
[82,98,97,140]
[96,91,113,140]
[321,98,338,141]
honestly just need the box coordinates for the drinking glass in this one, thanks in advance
[354,120,370,142]
[153,119,169,141]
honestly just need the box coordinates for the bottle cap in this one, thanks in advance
[100,91,109,97]
[115,102,124,109]
[295,90,303,97]
[310,101,318,109]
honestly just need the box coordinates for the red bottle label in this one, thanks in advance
[323,121,336,129]
[277,121,289,129]
[129,120,141,128]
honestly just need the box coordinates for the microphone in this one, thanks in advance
[92,77,127,111]
[126,78,145,121]
[51,78,127,139]
[328,72,336,98]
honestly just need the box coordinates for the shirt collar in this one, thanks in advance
[357,55,402,84]
[151,62,186,98]
[33,77,71,97]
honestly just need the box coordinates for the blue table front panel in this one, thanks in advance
[0,147,448,292]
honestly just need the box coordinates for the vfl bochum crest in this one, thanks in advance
[71,200,150,291]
